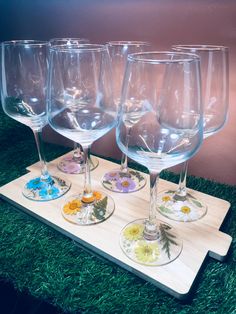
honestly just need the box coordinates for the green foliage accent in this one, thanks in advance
[103,180,112,186]
[159,224,178,259]
[166,190,175,194]
[56,177,66,187]
[129,170,144,182]
[172,194,185,201]
[159,205,173,214]
[119,172,131,178]
[93,196,108,220]
[192,199,203,208]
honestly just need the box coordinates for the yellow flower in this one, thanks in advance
[180,206,191,214]
[123,224,144,241]
[63,199,82,215]
[162,195,171,202]
[135,241,160,263]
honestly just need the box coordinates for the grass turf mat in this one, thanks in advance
[0,108,235,313]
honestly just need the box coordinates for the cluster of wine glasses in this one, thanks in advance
[1,39,229,266]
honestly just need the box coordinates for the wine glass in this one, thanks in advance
[157,45,229,222]
[101,41,150,193]
[1,40,71,201]
[47,44,117,225]
[49,37,99,174]
[117,51,203,265]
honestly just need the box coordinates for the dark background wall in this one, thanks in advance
[1,0,236,185]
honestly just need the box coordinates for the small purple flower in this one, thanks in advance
[104,171,120,181]
[116,177,136,193]
[26,177,44,190]
[39,186,60,200]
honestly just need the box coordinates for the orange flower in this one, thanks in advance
[93,191,102,200]
[82,191,103,203]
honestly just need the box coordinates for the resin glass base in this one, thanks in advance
[157,190,207,222]
[23,175,71,201]
[120,218,182,266]
[61,190,115,225]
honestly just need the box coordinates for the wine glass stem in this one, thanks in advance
[143,171,160,241]
[83,145,92,197]
[120,127,131,173]
[72,142,83,161]
[120,153,128,172]
[33,130,50,180]
[174,161,188,200]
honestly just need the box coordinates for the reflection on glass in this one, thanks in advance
[1,40,71,201]
[47,44,117,225]
[117,51,203,265]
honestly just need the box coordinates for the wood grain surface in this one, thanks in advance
[0,153,232,299]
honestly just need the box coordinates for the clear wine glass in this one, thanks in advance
[157,45,229,222]
[1,40,71,201]
[101,41,150,193]
[117,51,203,265]
[47,44,117,225]
[49,37,99,174]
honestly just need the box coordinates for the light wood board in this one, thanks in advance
[0,153,232,299]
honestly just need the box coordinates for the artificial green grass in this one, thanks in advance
[0,108,235,314]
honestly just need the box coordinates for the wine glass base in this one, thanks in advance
[23,175,71,201]
[157,190,207,222]
[58,155,99,174]
[120,218,182,266]
[102,168,146,193]
[61,190,115,225]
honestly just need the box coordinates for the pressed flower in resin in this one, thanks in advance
[82,191,103,203]
[123,224,144,241]
[172,201,200,222]
[26,177,44,190]
[162,195,171,202]
[63,199,82,215]
[135,241,160,263]
[116,177,136,192]
[39,186,60,199]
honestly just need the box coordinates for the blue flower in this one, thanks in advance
[26,178,45,190]
[39,186,60,200]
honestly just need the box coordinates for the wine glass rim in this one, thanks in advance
[49,43,106,52]
[172,44,229,51]
[2,40,48,47]
[127,51,200,64]
[49,37,89,44]
[106,40,150,46]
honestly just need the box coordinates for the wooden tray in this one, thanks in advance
[0,153,232,299]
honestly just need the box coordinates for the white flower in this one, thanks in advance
[172,201,199,222]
